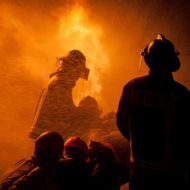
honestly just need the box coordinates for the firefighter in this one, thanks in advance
[70,96,103,142]
[117,34,190,190]
[63,136,89,162]
[88,140,121,190]
[0,131,63,190]
[54,137,90,190]
[29,50,90,139]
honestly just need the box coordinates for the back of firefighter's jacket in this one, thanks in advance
[118,74,190,171]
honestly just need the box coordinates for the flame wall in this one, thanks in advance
[0,0,190,175]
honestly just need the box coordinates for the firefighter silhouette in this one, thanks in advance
[67,96,103,142]
[29,50,131,187]
[29,50,90,139]
[117,34,190,190]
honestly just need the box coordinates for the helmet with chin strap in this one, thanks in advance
[141,34,180,72]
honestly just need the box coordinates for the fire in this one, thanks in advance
[58,6,109,105]
[0,3,109,107]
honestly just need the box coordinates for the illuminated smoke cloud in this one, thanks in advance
[57,5,109,105]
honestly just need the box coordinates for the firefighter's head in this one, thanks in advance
[56,50,90,80]
[88,141,116,162]
[34,131,64,168]
[141,34,180,72]
[78,96,102,118]
[63,137,89,162]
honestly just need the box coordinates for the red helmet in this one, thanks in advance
[64,137,89,159]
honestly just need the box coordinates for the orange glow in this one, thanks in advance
[57,6,109,105]
[0,0,189,178]
[0,4,110,175]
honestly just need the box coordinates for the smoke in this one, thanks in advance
[57,5,109,105]
[0,0,77,175]
[83,0,190,110]
[0,0,190,175]
[0,0,110,175]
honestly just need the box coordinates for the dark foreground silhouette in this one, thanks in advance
[26,49,130,188]
[0,132,129,190]
[117,34,190,190]
[0,131,63,190]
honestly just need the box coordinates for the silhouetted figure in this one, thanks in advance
[88,141,121,190]
[29,50,89,139]
[69,96,103,142]
[78,96,102,122]
[117,34,190,190]
[63,136,90,162]
[0,131,63,190]
[74,97,130,186]
[99,131,130,185]
[54,137,90,190]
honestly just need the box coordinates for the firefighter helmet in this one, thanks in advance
[64,137,89,161]
[35,131,64,159]
[57,50,90,80]
[142,34,180,72]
